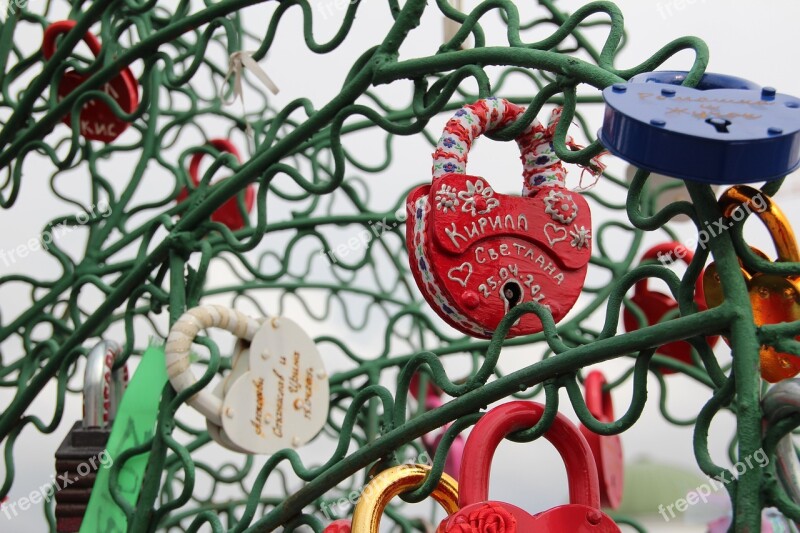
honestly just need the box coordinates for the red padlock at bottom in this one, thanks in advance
[579,371,624,510]
[622,242,718,374]
[42,20,139,143]
[437,401,620,532]
[176,138,255,230]
[322,518,351,532]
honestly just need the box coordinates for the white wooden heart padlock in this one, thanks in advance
[166,306,329,455]
[220,317,329,455]
[206,339,256,453]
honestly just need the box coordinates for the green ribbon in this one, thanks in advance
[80,345,168,533]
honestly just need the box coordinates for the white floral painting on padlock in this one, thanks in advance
[220,317,329,454]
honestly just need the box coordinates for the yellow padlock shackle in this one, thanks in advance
[718,185,800,264]
[351,464,458,532]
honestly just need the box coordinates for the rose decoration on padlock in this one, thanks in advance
[176,138,255,230]
[578,371,624,510]
[42,20,139,143]
[407,97,605,338]
[436,401,620,532]
[165,305,330,454]
[703,186,800,383]
[350,464,459,532]
[442,502,516,532]
[623,242,719,374]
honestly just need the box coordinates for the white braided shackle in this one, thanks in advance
[165,305,262,426]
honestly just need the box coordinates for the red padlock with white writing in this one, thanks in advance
[42,20,139,143]
[622,243,719,374]
[407,98,604,338]
[578,371,624,510]
[437,401,620,532]
[176,139,254,230]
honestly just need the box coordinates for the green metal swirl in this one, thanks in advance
[0,1,794,532]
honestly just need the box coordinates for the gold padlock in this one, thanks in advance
[703,185,800,383]
[351,464,459,532]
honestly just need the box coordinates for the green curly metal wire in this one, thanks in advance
[0,0,796,532]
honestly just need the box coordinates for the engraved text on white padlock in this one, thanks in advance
[221,317,329,454]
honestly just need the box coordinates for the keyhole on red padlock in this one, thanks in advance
[705,117,731,133]
[502,281,523,310]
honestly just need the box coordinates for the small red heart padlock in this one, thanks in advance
[407,98,604,338]
[437,401,620,532]
[422,395,466,482]
[323,518,352,532]
[176,138,255,230]
[410,372,444,401]
[578,371,624,510]
[622,242,719,374]
[42,20,139,143]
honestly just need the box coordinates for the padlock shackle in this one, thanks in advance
[635,241,707,306]
[718,185,800,263]
[42,20,103,61]
[458,401,600,509]
[83,340,126,429]
[431,98,605,196]
[351,464,459,532]
[165,305,263,427]
[187,138,242,186]
[584,370,614,422]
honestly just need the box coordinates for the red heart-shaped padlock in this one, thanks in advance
[322,518,351,532]
[176,138,254,230]
[578,371,624,509]
[407,98,604,338]
[42,20,139,143]
[437,401,620,532]
[622,242,719,374]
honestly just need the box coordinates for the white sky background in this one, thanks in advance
[1,0,800,531]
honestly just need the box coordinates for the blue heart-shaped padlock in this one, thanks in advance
[600,72,800,184]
